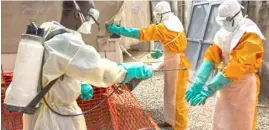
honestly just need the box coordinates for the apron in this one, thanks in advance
[212,32,258,130]
[163,49,189,129]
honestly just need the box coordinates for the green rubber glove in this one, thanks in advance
[151,49,163,59]
[80,82,94,101]
[118,62,153,84]
[185,60,214,102]
[190,72,232,106]
[106,24,140,39]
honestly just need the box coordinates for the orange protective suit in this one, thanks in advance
[140,23,191,129]
[204,22,264,130]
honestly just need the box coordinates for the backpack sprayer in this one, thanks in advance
[4,20,68,114]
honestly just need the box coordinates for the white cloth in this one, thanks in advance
[153,1,170,24]
[154,1,183,32]
[154,1,171,16]
[217,0,243,18]
[216,0,245,32]
[214,18,265,51]
[163,13,184,33]
[23,21,126,130]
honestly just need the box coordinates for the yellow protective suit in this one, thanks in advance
[140,23,191,129]
[204,30,264,130]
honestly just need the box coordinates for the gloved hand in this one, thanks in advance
[185,82,203,102]
[189,88,210,106]
[106,24,140,39]
[185,60,214,102]
[118,62,153,84]
[80,82,94,101]
[190,72,232,106]
[151,49,163,59]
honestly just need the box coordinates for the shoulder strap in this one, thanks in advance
[25,76,61,112]
[45,28,69,41]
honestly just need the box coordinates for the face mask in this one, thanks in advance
[222,20,238,32]
[78,21,93,34]
[216,10,241,32]
[153,11,171,24]
[153,12,161,24]
[77,9,99,34]
[72,0,100,34]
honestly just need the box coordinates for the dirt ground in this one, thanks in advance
[133,72,269,130]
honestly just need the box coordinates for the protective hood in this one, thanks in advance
[163,13,184,33]
[214,18,265,52]
[241,18,265,40]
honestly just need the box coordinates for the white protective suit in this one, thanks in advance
[23,21,126,130]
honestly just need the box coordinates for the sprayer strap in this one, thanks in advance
[26,76,62,108]
[45,28,68,41]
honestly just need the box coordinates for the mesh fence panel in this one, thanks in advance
[1,72,159,130]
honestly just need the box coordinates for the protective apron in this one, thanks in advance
[212,19,265,130]
[162,14,190,130]
[163,50,189,130]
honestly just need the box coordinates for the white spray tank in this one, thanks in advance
[4,21,67,114]
[4,21,45,113]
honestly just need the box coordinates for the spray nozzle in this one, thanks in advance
[26,19,44,37]
[26,19,39,35]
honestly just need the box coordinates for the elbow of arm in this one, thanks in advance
[223,61,246,81]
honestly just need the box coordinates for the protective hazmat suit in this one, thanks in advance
[22,1,153,129]
[186,0,265,130]
[106,1,190,129]
[22,21,125,130]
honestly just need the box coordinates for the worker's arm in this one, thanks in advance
[64,43,127,88]
[65,44,153,87]
[203,43,223,69]
[139,24,164,41]
[43,33,152,88]
[186,43,222,102]
[190,33,264,106]
[106,24,163,41]
[223,32,264,81]
[196,42,223,85]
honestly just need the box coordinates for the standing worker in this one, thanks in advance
[106,1,190,129]
[22,1,153,130]
[186,0,265,130]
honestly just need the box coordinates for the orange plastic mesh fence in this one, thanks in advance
[1,72,23,130]
[1,72,159,130]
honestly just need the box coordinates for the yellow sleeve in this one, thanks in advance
[223,33,264,81]
[203,43,222,68]
[139,24,165,41]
